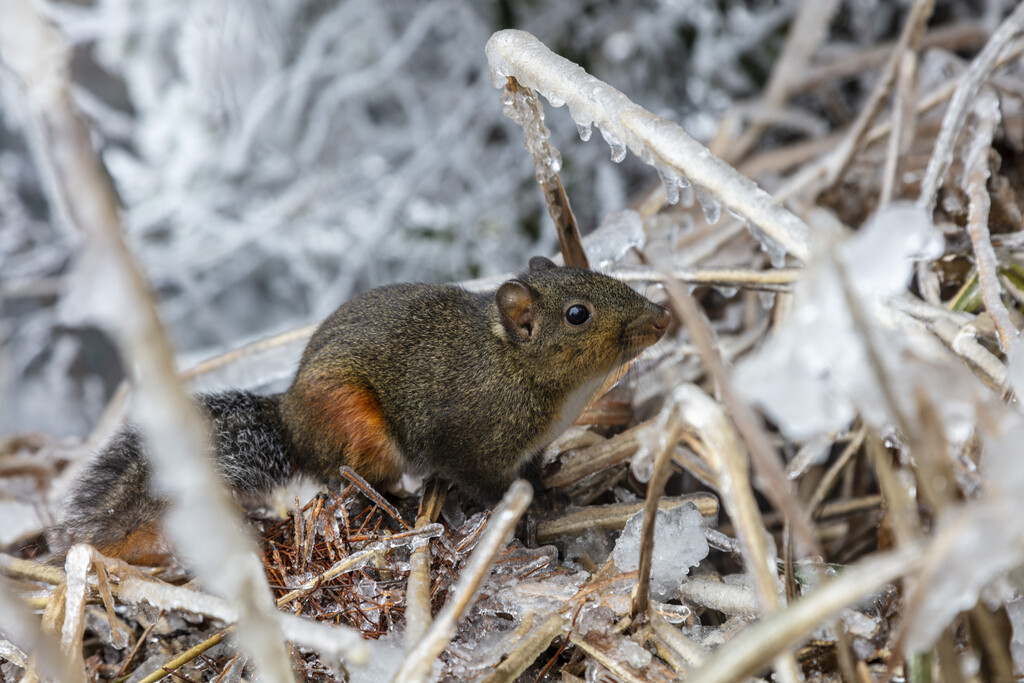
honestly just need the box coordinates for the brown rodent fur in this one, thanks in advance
[58,256,669,562]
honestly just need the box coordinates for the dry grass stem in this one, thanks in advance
[393,480,533,682]
[630,422,682,620]
[964,89,1016,353]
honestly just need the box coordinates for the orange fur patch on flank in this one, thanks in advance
[320,382,403,489]
[97,523,172,566]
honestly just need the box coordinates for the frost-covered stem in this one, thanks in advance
[393,480,533,683]
[670,385,801,683]
[0,578,82,683]
[630,422,682,621]
[964,90,1016,354]
[917,2,1024,211]
[486,30,812,263]
[0,6,296,681]
[880,51,919,205]
[687,543,926,683]
[403,522,435,653]
[823,0,934,187]
[652,261,821,558]
[501,77,588,268]
[722,0,838,163]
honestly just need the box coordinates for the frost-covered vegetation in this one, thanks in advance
[5,0,1024,681]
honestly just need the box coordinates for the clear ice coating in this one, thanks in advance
[583,209,646,270]
[501,85,563,185]
[694,185,721,225]
[611,502,710,602]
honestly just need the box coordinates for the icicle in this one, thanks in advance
[599,128,627,163]
[656,164,682,205]
[694,185,721,225]
[759,291,776,309]
[748,223,787,268]
[716,286,738,298]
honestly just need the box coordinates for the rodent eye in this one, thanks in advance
[564,304,591,326]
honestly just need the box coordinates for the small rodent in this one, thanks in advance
[58,257,670,563]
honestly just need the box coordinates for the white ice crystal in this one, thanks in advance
[611,502,709,601]
[734,202,944,441]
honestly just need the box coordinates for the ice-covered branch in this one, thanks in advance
[485,29,813,263]
[963,89,1016,354]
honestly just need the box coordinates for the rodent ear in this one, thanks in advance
[528,256,557,272]
[496,280,537,340]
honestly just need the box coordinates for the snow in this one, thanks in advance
[611,502,709,602]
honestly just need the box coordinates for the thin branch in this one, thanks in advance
[501,77,589,268]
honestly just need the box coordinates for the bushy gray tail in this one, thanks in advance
[55,391,294,563]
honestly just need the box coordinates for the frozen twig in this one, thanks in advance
[0,6,295,680]
[501,77,589,268]
[917,2,1024,210]
[666,385,802,683]
[535,493,719,544]
[393,480,533,683]
[486,29,812,263]
[964,89,1016,354]
[686,543,926,683]
[630,422,682,620]
[404,478,446,652]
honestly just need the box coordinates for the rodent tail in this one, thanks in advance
[53,391,294,564]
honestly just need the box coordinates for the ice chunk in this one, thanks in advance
[734,203,945,441]
[583,209,646,270]
[611,502,710,601]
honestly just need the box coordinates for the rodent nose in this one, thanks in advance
[652,306,671,333]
